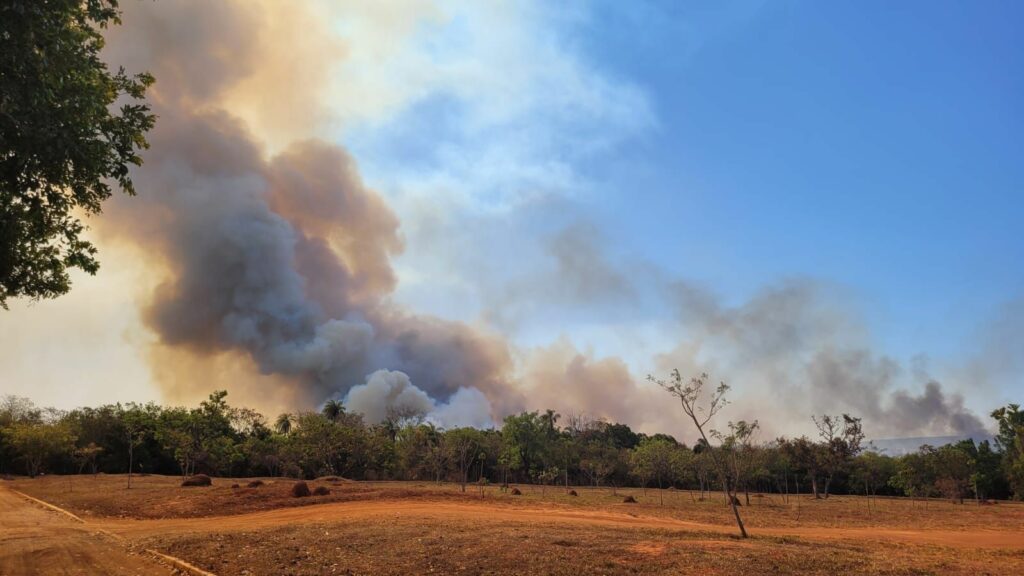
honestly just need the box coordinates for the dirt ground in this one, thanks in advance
[0,484,174,575]
[4,475,1024,575]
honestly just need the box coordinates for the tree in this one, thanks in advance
[501,412,551,483]
[73,442,103,474]
[580,440,620,491]
[445,427,483,492]
[957,439,1006,502]
[631,436,677,504]
[120,403,156,487]
[0,0,155,307]
[322,400,345,422]
[812,414,864,498]
[651,370,748,538]
[289,411,368,478]
[779,436,825,498]
[7,422,75,477]
[851,451,896,500]
[715,420,760,506]
[889,449,936,502]
[275,413,295,435]
[991,404,1024,499]
[932,444,973,504]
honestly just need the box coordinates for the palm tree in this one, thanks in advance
[322,399,345,422]
[274,413,294,434]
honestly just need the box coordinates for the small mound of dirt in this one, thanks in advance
[567,489,578,496]
[181,474,212,487]
[290,481,311,498]
[246,480,264,488]
[230,483,239,489]
[510,488,522,495]
[622,495,637,503]
[312,486,331,496]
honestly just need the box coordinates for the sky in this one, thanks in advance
[0,0,1020,441]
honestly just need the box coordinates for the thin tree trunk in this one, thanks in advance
[725,477,748,538]
[127,444,133,489]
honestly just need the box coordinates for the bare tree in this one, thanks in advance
[813,414,864,499]
[650,370,748,538]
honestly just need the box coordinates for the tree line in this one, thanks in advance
[2,383,1022,509]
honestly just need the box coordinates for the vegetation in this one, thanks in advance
[0,0,155,307]
[1,384,1021,506]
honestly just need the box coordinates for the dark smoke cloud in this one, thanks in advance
[98,1,517,418]
[93,1,996,439]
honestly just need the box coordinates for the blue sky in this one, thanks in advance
[343,0,1022,405]
[589,0,1023,350]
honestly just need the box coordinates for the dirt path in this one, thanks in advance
[94,498,1024,550]
[0,485,174,576]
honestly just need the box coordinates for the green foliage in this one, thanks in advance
[630,436,682,490]
[991,404,1024,499]
[6,421,75,477]
[0,0,155,307]
[1,390,1022,504]
[851,451,897,496]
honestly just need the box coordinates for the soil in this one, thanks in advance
[0,485,173,575]
[5,476,1024,575]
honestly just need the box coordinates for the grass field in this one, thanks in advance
[6,474,1024,575]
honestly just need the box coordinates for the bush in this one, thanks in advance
[181,474,212,487]
[623,495,637,503]
[312,486,331,496]
[291,481,311,498]
[246,480,264,488]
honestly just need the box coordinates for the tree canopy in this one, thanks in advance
[0,0,154,307]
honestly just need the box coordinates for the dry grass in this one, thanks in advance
[142,516,1024,576]
[12,475,1024,531]
[10,475,1024,575]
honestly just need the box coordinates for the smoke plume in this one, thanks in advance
[98,0,516,418]
[83,0,994,440]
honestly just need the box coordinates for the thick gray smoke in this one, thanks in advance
[95,1,995,438]
[99,1,517,421]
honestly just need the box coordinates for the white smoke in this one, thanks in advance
[344,369,494,429]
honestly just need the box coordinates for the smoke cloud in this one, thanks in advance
[95,0,515,417]
[345,369,495,429]
[70,0,995,441]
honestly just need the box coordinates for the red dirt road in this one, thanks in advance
[0,486,173,576]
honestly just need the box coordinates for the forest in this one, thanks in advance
[2,383,1022,505]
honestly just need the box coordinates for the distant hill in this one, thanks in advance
[867,434,995,456]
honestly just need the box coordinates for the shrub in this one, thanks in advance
[181,474,212,487]
[291,481,311,498]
